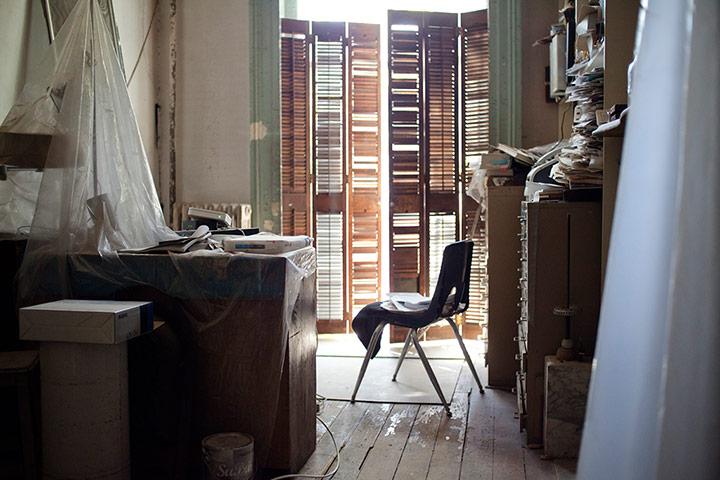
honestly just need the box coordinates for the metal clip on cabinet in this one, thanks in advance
[516,201,602,445]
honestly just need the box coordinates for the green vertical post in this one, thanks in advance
[488,0,522,147]
[250,0,281,232]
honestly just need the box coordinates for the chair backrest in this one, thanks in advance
[427,239,474,318]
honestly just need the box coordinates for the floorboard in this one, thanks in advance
[460,368,494,480]
[304,337,578,480]
[553,458,578,480]
[425,365,472,480]
[333,403,392,479]
[492,390,527,480]
[393,404,444,479]
[356,403,418,480]
[315,400,347,442]
[523,447,557,480]
[298,401,372,476]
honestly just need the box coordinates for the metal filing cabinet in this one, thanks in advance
[516,200,602,445]
[485,184,525,388]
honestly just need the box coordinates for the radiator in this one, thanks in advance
[171,202,252,230]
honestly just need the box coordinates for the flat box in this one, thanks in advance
[480,153,512,170]
[20,300,153,344]
[223,235,313,254]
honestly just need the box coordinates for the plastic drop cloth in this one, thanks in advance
[0,171,42,235]
[3,0,176,303]
[5,2,320,476]
[28,245,317,478]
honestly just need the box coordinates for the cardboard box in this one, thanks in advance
[20,300,153,344]
[223,235,313,254]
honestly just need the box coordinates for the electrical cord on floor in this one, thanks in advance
[268,414,340,480]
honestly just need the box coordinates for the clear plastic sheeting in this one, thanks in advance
[0,170,42,235]
[578,0,720,479]
[4,0,176,302]
[28,246,317,478]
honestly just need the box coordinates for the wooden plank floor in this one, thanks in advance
[289,363,577,480]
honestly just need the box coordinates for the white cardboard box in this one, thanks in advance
[223,234,313,254]
[19,300,154,344]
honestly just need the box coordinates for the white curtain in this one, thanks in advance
[578,0,720,479]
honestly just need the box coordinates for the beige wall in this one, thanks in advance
[114,0,160,185]
[1,0,253,220]
[0,0,48,119]
[520,0,562,148]
[172,0,251,206]
[125,0,252,214]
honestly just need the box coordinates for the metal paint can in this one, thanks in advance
[202,433,254,480]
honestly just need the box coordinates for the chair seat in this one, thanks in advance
[352,302,438,358]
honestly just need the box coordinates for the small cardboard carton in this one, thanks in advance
[19,300,153,344]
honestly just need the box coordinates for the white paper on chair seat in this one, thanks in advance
[19,300,154,344]
[381,293,431,312]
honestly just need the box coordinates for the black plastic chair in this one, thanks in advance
[350,240,484,416]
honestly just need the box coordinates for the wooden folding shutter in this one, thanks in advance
[424,13,460,292]
[388,11,425,295]
[313,22,347,332]
[347,23,382,316]
[461,10,491,337]
[281,19,312,236]
[387,11,460,296]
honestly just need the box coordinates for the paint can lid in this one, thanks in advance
[202,433,254,454]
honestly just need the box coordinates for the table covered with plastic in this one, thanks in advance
[27,247,317,478]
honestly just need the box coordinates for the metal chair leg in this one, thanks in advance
[392,330,413,381]
[446,317,485,393]
[351,322,387,403]
[411,329,452,417]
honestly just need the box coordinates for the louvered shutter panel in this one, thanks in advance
[313,22,348,331]
[388,11,460,298]
[348,23,382,316]
[281,19,312,236]
[461,10,490,337]
[388,11,424,294]
[424,13,460,293]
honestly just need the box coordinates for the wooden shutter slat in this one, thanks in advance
[281,19,311,237]
[422,12,460,302]
[313,21,348,326]
[316,212,345,322]
[348,23,382,316]
[461,10,490,333]
[425,18,459,199]
[388,11,424,294]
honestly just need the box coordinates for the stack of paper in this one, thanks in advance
[552,69,604,187]
[380,292,432,312]
[120,225,214,253]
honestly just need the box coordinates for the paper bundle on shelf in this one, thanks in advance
[552,69,604,187]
